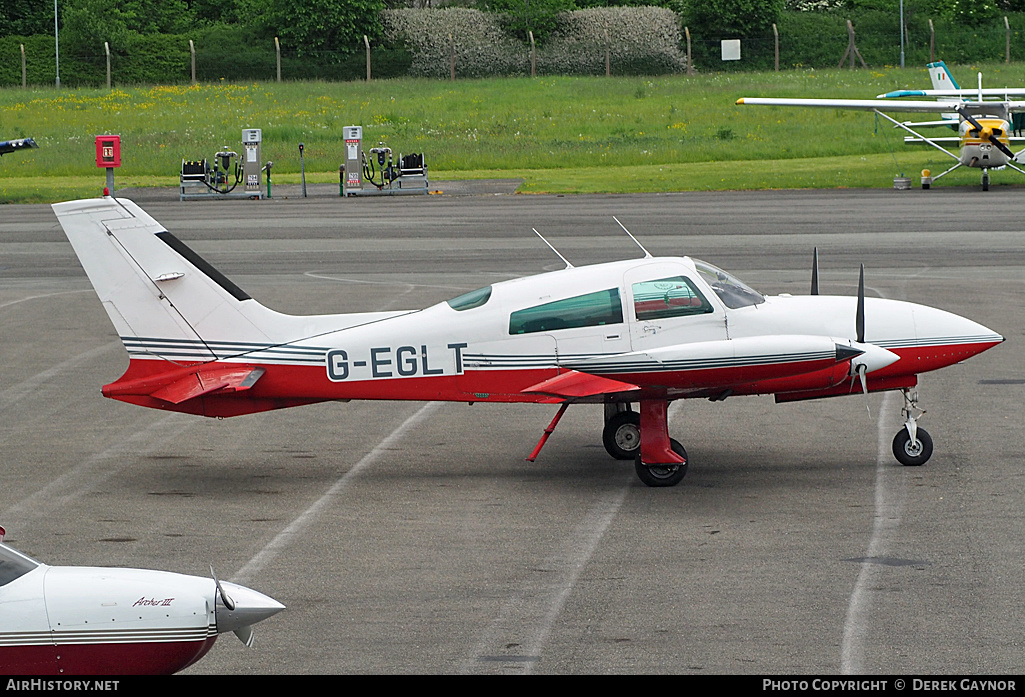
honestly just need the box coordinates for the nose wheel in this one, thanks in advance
[893,428,933,466]
[893,388,932,466]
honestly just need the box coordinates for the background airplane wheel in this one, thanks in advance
[635,439,688,487]
[603,410,640,460]
[892,428,933,466]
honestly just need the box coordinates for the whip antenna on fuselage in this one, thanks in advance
[613,216,652,258]
[533,228,574,269]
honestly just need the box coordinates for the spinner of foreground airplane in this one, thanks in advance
[51,197,1002,487]
[0,526,284,675]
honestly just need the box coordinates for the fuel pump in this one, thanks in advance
[341,125,428,197]
[181,129,267,200]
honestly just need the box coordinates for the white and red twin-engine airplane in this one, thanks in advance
[52,197,1002,487]
[0,526,284,675]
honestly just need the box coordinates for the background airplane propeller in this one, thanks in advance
[956,106,1017,160]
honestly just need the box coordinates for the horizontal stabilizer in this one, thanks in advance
[522,370,640,398]
[104,364,265,404]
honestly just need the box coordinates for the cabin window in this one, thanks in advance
[509,288,623,334]
[447,286,492,311]
[632,276,713,321]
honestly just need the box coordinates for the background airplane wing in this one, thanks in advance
[736,97,973,112]
[879,89,1025,98]
[737,97,1025,114]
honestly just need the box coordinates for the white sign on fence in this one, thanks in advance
[721,39,741,61]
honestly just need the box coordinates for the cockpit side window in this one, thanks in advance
[632,276,713,321]
[509,288,623,334]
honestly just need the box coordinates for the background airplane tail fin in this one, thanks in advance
[928,61,960,91]
[52,197,293,363]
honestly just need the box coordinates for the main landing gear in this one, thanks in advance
[892,388,933,466]
[603,401,687,487]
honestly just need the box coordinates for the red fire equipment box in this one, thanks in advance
[95,135,121,168]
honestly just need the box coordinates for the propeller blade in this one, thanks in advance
[857,363,871,416]
[210,565,235,611]
[856,264,865,344]
[956,106,984,133]
[989,134,1016,160]
[234,625,255,647]
[811,247,819,295]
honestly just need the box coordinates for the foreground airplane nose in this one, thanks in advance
[215,580,286,640]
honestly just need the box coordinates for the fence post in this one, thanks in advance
[685,26,692,76]
[1006,16,1011,64]
[364,35,371,80]
[449,34,455,81]
[105,42,111,89]
[604,29,610,77]
[529,30,535,77]
[839,20,867,69]
[773,23,779,72]
[189,39,196,84]
[929,19,934,63]
[275,37,281,82]
[20,44,25,88]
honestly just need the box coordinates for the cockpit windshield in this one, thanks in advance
[0,543,40,587]
[693,260,765,309]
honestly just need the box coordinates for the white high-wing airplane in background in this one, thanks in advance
[0,525,284,675]
[51,197,1003,487]
[738,61,1025,190]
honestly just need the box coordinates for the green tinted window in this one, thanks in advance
[509,289,623,334]
[447,286,492,311]
[632,276,713,321]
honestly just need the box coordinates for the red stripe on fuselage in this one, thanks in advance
[102,340,1000,417]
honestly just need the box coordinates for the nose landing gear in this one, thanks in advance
[892,388,932,466]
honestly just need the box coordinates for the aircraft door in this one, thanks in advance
[625,263,727,351]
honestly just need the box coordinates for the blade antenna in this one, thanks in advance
[613,216,652,258]
[811,247,820,295]
[533,228,573,269]
[856,264,866,344]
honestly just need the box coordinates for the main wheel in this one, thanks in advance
[603,410,641,460]
[635,438,688,487]
[892,428,933,466]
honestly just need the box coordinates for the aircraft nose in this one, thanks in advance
[215,580,286,635]
[910,304,1004,366]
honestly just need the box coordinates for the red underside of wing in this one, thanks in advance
[521,370,641,398]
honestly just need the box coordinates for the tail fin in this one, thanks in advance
[928,61,959,91]
[53,197,410,417]
[52,197,299,362]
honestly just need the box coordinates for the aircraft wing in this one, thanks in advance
[879,89,1025,98]
[0,137,37,155]
[737,97,1025,114]
[736,97,975,113]
[521,370,640,399]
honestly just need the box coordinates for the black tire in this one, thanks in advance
[892,428,933,466]
[635,438,688,487]
[603,410,641,460]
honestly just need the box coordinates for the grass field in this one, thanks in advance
[3,62,1025,202]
